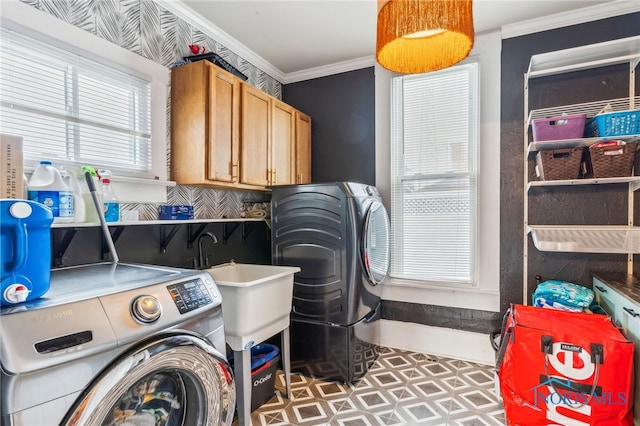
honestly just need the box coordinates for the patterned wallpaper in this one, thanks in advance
[19,0,279,220]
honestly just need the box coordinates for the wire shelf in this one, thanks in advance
[529,225,640,254]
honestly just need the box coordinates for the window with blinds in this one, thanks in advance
[390,62,479,285]
[0,27,153,178]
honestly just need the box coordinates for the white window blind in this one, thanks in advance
[0,27,153,177]
[390,62,479,285]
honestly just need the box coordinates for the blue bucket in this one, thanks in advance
[1,199,53,306]
[228,343,280,370]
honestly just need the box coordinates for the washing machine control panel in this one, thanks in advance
[167,278,214,314]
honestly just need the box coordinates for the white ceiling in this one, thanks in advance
[172,0,636,82]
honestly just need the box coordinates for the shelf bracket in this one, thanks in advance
[102,226,124,260]
[242,222,257,243]
[223,222,241,245]
[187,223,209,248]
[52,228,77,268]
[159,224,180,254]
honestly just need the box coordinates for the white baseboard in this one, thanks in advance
[374,319,496,366]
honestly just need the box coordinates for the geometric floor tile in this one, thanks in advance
[234,346,505,425]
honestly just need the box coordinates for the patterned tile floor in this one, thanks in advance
[234,346,505,426]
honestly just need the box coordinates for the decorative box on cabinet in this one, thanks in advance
[592,272,640,426]
[523,36,640,300]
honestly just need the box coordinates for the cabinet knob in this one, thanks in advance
[594,285,607,293]
[623,307,639,318]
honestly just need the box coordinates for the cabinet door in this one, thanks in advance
[619,301,640,424]
[207,67,240,183]
[170,61,208,184]
[295,111,312,184]
[271,99,295,185]
[593,279,623,322]
[240,84,271,186]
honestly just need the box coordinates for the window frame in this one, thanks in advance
[0,0,171,202]
[389,62,480,287]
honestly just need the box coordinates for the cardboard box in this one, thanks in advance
[1,134,24,199]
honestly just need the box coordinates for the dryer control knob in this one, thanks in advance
[132,295,162,323]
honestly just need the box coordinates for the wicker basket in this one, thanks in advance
[583,143,637,178]
[535,147,583,181]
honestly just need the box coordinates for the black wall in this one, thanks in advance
[283,67,376,186]
[52,221,271,270]
[500,13,640,312]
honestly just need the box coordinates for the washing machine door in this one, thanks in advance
[62,333,235,426]
[362,200,390,285]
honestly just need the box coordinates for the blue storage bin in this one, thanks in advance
[585,110,640,137]
[228,343,280,370]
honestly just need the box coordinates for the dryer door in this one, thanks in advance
[63,333,235,426]
[363,200,390,285]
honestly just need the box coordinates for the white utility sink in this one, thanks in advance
[206,262,300,351]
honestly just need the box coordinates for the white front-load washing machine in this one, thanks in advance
[0,262,235,426]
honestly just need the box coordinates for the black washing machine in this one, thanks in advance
[271,182,390,383]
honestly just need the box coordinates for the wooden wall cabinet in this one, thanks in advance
[240,83,271,187]
[171,60,251,189]
[240,87,296,186]
[295,111,312,184]
[171,60,311,191]
[271,99,296,185]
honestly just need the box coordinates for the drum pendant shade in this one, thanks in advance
[376,0,474,74]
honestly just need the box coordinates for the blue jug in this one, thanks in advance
[1,199,53,306]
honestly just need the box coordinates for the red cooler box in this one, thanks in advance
[496,304,635,425]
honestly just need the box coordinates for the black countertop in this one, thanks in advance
[592,271,640,306]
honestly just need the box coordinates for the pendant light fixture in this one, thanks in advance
[376,0,474,74]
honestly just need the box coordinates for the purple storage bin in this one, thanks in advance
[532,113,586,142]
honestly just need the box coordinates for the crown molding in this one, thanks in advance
[283,56,376,84]
[502,0,640,39]
[156,0,286,83]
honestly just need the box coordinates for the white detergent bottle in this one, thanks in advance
[28,161,74,223]
[62,167,86,223]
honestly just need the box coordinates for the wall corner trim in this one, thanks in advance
[501,1,640,39]
[283,56,376,84]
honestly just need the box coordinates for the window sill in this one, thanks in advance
[109,177,175,203]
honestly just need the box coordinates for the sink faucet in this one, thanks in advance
[197,232,218,269]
